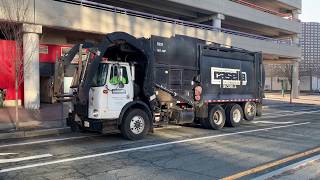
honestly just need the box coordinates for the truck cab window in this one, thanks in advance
[92,64,108,87]
[109,66,128,85]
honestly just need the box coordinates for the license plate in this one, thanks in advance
[84,121,90,127]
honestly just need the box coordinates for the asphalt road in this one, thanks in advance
[0,104,320,180]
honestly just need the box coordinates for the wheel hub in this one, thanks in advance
[246,104,256,116]
[233,109,241,123]
[213,111,223,125]
[130,116,145,135]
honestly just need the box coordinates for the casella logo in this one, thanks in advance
[211,67,247,88]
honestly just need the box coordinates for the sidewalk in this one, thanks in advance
[264,93,320,106]
[0,103,70,139]
[255,154,320,180]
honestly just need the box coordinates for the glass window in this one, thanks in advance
[109,65,128,85]
[92,64,109,87]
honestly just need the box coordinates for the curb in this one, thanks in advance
[0,127,71,140]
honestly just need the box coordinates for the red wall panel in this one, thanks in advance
[0,40,23,101]
[40,44,72,63]
[0,42,72,102]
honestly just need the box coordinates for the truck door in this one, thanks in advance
[106,64,133,118]
[88,63,109,119]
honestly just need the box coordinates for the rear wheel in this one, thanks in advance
[207,105,226,130]
[121,109,150,140]
[225,104,243,127]
[256,103,263,117]
[242,102,256,121]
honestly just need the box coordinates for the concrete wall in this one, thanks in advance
[277,0,301,10]
[300,76,311,91]
[300,76,320,91]
[266,75,320,92]
[265,77,291,91]
[38,0,300,58]
[0,0,301,58]
[168,0,301,34]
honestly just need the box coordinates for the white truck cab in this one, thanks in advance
[88,61,134,120]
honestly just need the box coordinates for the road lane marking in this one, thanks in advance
[259,110,320,119]
[252,121,294,125]
[263,108,320,115]
[0,135,101,148]
[253,154,320,180]
[221,146,320,180]
[0,154,53,164]
[1,110,318,149]
[0,153,18,156]
[0,122,310,173]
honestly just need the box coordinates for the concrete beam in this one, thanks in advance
[167,0,301,34]
[276,0,301,10]
[30,0,301,58]
[263,59,298,64]
[192,14,225,24]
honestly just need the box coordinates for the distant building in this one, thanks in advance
[265,22,320,92]
[299,22,320,92]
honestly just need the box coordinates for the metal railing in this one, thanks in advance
[53,0,296,46]
[230,0,299,21]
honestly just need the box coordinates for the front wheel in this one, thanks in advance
[121,109,150,140]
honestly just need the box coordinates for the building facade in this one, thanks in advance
[0,0,302,109]
[300,22,320,91]
[265,22,320,92]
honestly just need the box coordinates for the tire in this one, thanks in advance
[69,113,86,133]
[256,103,263,117]
[225,104,243,127]
[200,118,211,129]
[121,109,150,140]
[207,105,226,130]
[242,102,256,121]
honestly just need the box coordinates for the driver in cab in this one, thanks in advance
[109,66,128,85]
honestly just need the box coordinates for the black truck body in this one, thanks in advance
[62,32,264,139]
[151,35,264,105]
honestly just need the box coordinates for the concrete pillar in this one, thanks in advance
[212,13,225,28]
[292,34,299,45]
[292,61,300,98]
[292,9,301,20]
[22,24,42,109]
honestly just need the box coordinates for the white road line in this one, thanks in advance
[252,121,294,125]
[0,153,18,156]
[253,154,320,180]
[1,110,318,149]
[0,154,53,164]
[259,110,320,119]
[0,122,310,173]
[0,135,100,149]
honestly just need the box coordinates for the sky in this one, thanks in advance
[300,0,320,22]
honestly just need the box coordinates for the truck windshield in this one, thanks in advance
[92,64,109,87]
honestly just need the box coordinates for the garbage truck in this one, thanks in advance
[58,32,265,140]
